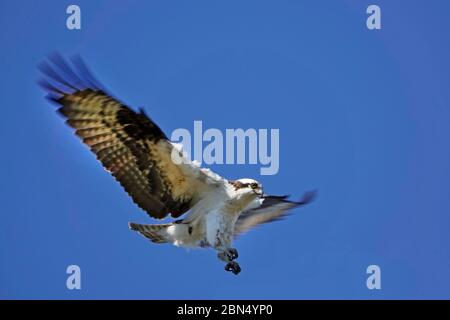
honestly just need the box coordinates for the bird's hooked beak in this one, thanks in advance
[253,188,264,197]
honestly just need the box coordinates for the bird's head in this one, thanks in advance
[229,178,264,198]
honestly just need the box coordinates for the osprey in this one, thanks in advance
[38,54,316,275]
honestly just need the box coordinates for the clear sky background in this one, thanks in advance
[1,0,450,299]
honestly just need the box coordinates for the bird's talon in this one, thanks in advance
[227,248,239,261]
[225,261,241,275]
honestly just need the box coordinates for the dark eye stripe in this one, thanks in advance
[228,180,259,190]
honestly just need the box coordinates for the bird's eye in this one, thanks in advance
[250,183,258,189]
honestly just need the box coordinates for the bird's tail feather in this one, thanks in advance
[129,222,171,244]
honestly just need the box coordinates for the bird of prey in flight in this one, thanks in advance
[38,54,315,275]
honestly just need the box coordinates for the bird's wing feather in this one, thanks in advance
[38,53,223,219]
[234,191,316,236]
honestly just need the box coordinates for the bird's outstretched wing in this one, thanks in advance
[234,191,316,236]
[38,53,221,219]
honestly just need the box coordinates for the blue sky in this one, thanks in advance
[1,0,450,299]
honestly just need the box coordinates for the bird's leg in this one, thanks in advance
[217,248,239,262]
[214,228,241,275]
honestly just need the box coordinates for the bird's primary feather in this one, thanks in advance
[234,191,317,236]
